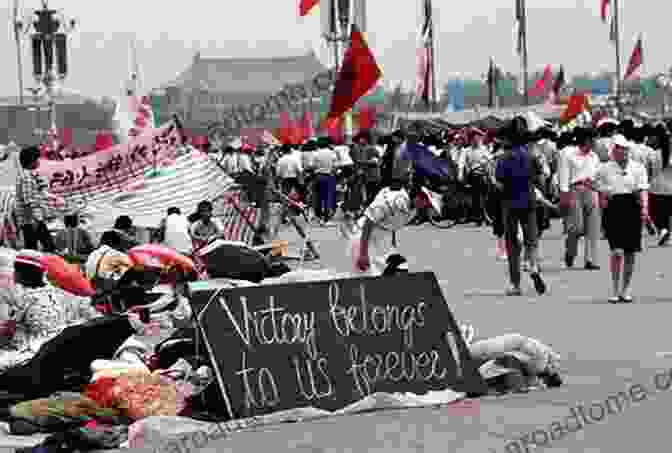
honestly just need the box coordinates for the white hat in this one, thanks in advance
[612,134,630,148]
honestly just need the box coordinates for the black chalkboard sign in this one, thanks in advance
[189,272,486,419]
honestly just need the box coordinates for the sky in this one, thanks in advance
[0,0,667,100]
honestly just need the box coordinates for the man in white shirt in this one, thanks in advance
[557,127,601,270]
[313,138,340,224]
[161,207,192,255]
[276,145,303,196]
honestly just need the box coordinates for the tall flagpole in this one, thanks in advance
[613,0,622,99]
[429,0,437,112]
[12,0,24,105]
[521,0,529,106]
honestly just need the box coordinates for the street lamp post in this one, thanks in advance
[15,1,75,143]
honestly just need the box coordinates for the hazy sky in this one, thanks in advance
[0,0,666,100]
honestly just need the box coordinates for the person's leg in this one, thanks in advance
[503,207,522,293]
[37,221,55,252]
[584,192,601,267]
[609,250,624,301]
[328,175,338,220]
[621,252,636,300]
[314,176,324,221]
[21,224,38,250]
[523,207,545,294]
[657,195,672,245]
[564,191,582,267]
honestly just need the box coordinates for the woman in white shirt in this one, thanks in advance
[594,135,650,303]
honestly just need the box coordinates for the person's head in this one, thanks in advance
[99,230,124,250]
[167,207,181,216]
[63,213,79,229]
[611,134,630,163]
[19,146,41,170]
[354,131,371,145]
[113,215,133,232]
[197,200,213,222]
[14,250,46,288]
[574,127,594,152]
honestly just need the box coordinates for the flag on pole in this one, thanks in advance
[487,58,503,107]
[600,0,610,22]
[515,0,525,55]
[553,65,565,95]
[624,35,643,81]
[325,24,382,122]
[415,0,433,106]
[529,64,553,97]
[299,0,320,16]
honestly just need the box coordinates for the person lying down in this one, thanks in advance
[459,324,563,394]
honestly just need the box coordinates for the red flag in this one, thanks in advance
[560,93,590,124]
[299,0,319,16]
[528,64,552,97]
[600,0,610,22]
[300,111,314,141]
[358,106,377,131]
[624,35,643,81]
[327,25,382,121]
[415,0,434,105]
[324,116,344,145]
[58,128,73,146]
[279,112,292,144]
[94,131,115,151]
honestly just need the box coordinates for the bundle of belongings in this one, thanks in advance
[0,247,217,451]
[460,324,563,394]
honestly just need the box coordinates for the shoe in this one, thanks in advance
[659,229,670,246]
[564,253,574,268]
[647,224,657,236]
[530,272,547,295]
[608,296,620,304]
[506,287,522,296]
[620,295,634,303]
[584,262,600,270]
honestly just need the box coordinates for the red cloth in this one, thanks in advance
[95,132,115,151]
[560,94,590,124]
[326,26,382,121]
[299,0,319,16]
[358,106,377,131]
[624,36,643,81]
[529,65,552,98]
[601,0,610,21]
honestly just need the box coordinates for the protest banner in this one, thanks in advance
[189,272,486,419]
[39,122,182,195]
[207,69,336,140]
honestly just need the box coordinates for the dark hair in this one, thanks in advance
[113,216,133,231]
[167,207,181,216]
[99,230,123,249]
[64,214,79,228]
[19,146,40,170]
[14,262,45,288]
[197,200,213,212]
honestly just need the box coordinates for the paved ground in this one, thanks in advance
[4,219,672,452]
[198,219,672,453]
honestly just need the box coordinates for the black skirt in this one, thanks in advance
[604,193,642,253]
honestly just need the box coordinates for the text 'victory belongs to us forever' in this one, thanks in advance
[216,281,455,411]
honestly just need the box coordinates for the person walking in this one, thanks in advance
[15,146,55,252]
[495,117,547,296]
[649,124,672,245]
[594,134,650,303]
[313,138,339,225]
[557,127,601,270]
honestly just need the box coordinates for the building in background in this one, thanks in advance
[150,51,329,136]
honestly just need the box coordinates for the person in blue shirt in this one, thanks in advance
[495,117,547,296]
